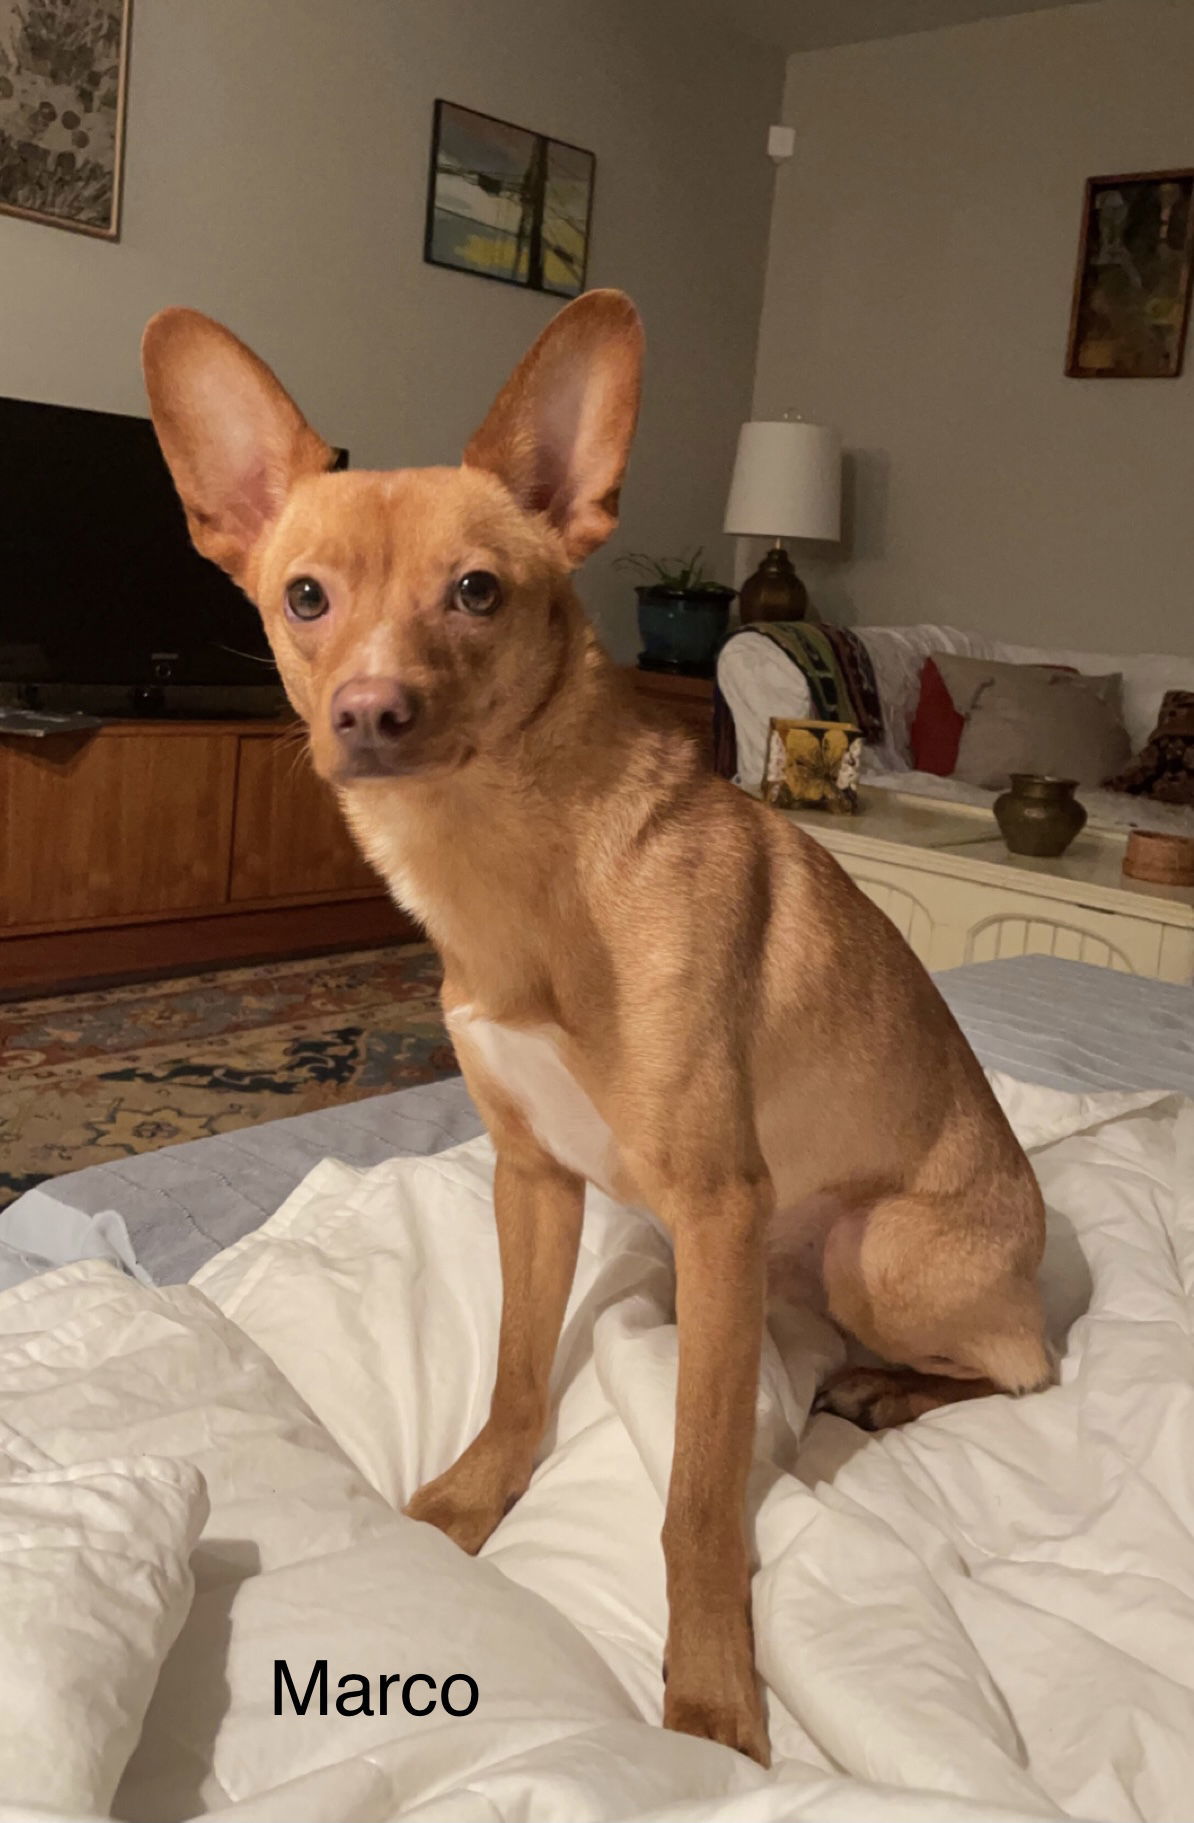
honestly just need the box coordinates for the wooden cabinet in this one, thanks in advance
[624,667,716,762]
[0,728,236,928]
[0,719,412,994]
[230,734,378,902]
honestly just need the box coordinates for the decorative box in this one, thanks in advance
[762,718,863,814]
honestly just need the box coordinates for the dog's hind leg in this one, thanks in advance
[815,1191,1054,1431]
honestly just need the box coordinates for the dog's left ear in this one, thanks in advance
[464,289,644,566]
[142,309,333,584]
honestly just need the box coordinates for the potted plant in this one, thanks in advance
[615,549,736,677]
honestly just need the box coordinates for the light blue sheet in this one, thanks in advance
[5,956,1191,1286]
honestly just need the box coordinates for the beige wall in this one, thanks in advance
[0,0,781,659]
[752,0,1194,656]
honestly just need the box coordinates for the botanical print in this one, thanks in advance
[762,719,862,815]
[0,0,130,238]
[1067,171,1194,379]
[425,99,594,296]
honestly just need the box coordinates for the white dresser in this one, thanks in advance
[786,790,1194,984]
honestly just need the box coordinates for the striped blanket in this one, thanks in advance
[713,620,885,779]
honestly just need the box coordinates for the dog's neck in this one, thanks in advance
[337,616,677,1019]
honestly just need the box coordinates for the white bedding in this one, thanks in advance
[937,957,1194,1097]
[0,1074,1191,1822]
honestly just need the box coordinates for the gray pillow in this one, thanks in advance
[931,651,1124,718]
[953,668,1132,791]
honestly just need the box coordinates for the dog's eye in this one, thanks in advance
[285,576,329,621]
[453,570,502,617]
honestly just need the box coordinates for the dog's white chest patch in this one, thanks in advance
[448,1009,617,1193]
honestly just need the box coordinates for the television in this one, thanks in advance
[0,394,345,718]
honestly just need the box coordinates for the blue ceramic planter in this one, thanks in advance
[635,586,734,676]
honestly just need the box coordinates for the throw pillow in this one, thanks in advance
[931,652,1106,717]
[953,668,1132,791]
[909,658,965,775]
[1105,690,1194,806]
[0,1455,207,1815]
[911,653,1087,777]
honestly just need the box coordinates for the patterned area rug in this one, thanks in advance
[0,944,453,1210]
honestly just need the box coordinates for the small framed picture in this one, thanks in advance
[1066,169,1194,379]
[762,719,863,816]
[0,0,132,240]
[424,99,594,298]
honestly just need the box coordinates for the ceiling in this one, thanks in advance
[698,0,1095,53]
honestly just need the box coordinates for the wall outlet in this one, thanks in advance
[767,124,795,163]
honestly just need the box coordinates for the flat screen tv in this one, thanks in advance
[0,393,345,705]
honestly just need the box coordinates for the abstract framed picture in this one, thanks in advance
[0,0,132,240]
[424,99,594,298]
[1066,169,1194,379]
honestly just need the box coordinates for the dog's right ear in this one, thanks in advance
[142,309,332,583]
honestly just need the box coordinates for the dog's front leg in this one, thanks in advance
[405,1146,583,1555]
[661,1179,770,1766]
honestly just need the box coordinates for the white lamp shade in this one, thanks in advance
[724,419,841,542]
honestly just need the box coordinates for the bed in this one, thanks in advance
[7,954,1191,1288]
[0,956,1191,1823]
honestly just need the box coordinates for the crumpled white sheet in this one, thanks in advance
[0,1191,149,1292]
[0,1073,1189,1823]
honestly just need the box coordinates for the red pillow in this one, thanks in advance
[909,658,964,775]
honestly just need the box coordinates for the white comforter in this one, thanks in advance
[0,1075,1191,1823]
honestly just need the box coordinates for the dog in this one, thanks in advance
[143,289,1051,1767]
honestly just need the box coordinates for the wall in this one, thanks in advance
[752,0,1194,656]
[0,0,782,658]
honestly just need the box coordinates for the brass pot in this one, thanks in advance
[994,774,1087,858]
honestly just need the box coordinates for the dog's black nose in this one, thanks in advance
[331,677,417,764]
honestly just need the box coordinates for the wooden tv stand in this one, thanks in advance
[0,718,416,997]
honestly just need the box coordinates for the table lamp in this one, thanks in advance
[724,416,841,623]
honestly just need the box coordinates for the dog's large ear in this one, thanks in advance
[464,289,644,566]
[142,309,333,582]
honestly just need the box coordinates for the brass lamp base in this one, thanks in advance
[738,542,812,625]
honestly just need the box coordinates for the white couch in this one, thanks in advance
[717,622,1194,838]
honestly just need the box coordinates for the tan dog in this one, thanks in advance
[143,291,1050,1766]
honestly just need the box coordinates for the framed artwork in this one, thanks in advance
[1066,169,1194,379]
[0,0,131,240]
[424,99,594,297]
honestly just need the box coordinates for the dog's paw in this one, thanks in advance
[663,1611,770,1768]
[405,1434,531,1555]
[664,1685,771,1767]
[403,1479,505,1555]
[813,1366,951,1430]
